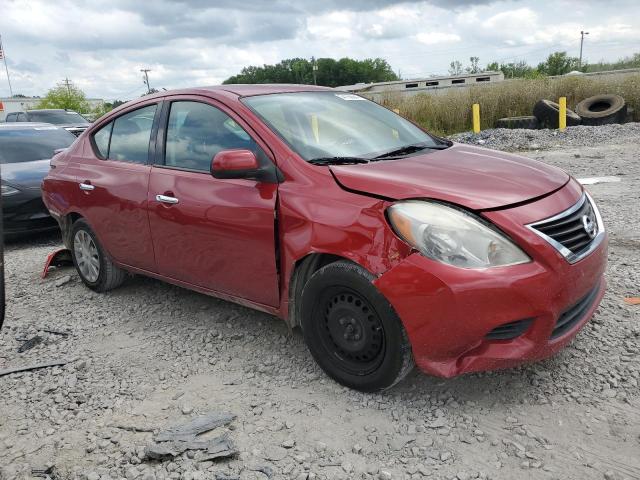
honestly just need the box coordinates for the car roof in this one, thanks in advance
[140,84,334,101]
[26,109,73,112]
[0,122,65,130]
[93,84,338,124]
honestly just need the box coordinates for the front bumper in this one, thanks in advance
[3,190,58,235]
[374,185,608,378]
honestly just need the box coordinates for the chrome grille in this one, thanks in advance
[527,193,604,264]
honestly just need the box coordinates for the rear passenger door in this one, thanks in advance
[66,102,160,271]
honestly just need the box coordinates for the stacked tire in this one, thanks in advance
[494,94,631,130]
[575,94,627,126]
[533,100,582,129]
[495,116,539,129]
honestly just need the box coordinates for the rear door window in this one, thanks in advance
[17,113,27,122]
[108,104,157,164]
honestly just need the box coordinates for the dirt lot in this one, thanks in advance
[1,129,639,480]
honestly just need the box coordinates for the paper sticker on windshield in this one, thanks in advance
[34,126,58,130]
[335,94,366,101]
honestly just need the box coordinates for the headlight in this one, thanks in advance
[1,184,20,196]
[388,201,530,268]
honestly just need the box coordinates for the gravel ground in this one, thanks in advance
[450,123,640,152]
[1,125,639,480]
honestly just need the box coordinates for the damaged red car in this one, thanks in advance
[42,85,607,391]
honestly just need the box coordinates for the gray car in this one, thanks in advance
[4,109,91,137]
[0,123,76,238]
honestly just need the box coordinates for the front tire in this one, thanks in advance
[71,218,127,292]
[300,260,414,392]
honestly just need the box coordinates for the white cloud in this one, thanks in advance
[415,32,462,45]
[0,0,639,100]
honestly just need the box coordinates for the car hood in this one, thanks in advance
[329,143,569,210]
[2,159,51,189]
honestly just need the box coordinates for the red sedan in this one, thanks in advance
[42,85,607,391]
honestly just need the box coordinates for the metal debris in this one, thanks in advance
[42,328,71,336]
[145,412,237,461]
[155,412,236,442]
[18,335,44,353]
[0,359,73,377]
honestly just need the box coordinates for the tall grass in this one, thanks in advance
[378,74,640,136]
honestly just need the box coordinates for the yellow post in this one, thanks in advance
[472,103,480,133]
[559,97,567,131]
[310,114,319,143]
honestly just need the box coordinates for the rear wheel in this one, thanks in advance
[71,218,127,292]
[300,260,414,392]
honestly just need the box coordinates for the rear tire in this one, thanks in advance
[495,116,539,129]
[575,94,626,126]
[70,218,127,292]
[533,99,581,129]
[300,260,414,392]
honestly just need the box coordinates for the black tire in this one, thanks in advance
[495,116,539,129]
[533,99,581,129]
[300,260,414,392]
[626,106,635,123]
[575,94,627,126]
[70,218,127,292]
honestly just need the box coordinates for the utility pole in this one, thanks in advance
[140,69,151,94]
[311,57,318,85]
[0,35,14,96]
[579,31,589,69]
[62,77,72,95]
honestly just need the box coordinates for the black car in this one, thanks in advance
[0,123,76,238]
[5,109,91,136]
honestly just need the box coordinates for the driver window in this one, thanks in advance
[165,101,257,172]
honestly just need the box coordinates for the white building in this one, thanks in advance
[337,71,504,102]
[0,97,105,121]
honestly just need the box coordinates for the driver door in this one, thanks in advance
[147,97,280,307]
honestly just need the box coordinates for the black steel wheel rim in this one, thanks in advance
[314,287,385,376]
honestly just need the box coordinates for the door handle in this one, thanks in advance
[79,182,94,191]
[156,194,179,205]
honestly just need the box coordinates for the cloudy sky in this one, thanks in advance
[1,0,639,100]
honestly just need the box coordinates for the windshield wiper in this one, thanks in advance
[373,142,451,160]
[308,156,370,166]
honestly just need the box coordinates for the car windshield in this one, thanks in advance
[242,91,442,161]
[28,111,89,125]
[0,127,76,164]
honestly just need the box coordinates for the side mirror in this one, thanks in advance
[211,149,282,183]
[211,149,259,177]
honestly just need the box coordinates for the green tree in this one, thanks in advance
[223,57,399,87]
[537,51,581,76]
[487,60,540,78]
[36,81,91,112]
[448,60,463,75]
[583,52,640,72]
[466,57,480,74]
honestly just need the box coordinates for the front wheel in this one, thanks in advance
[300,260,414,392]
[71,218,127,292]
